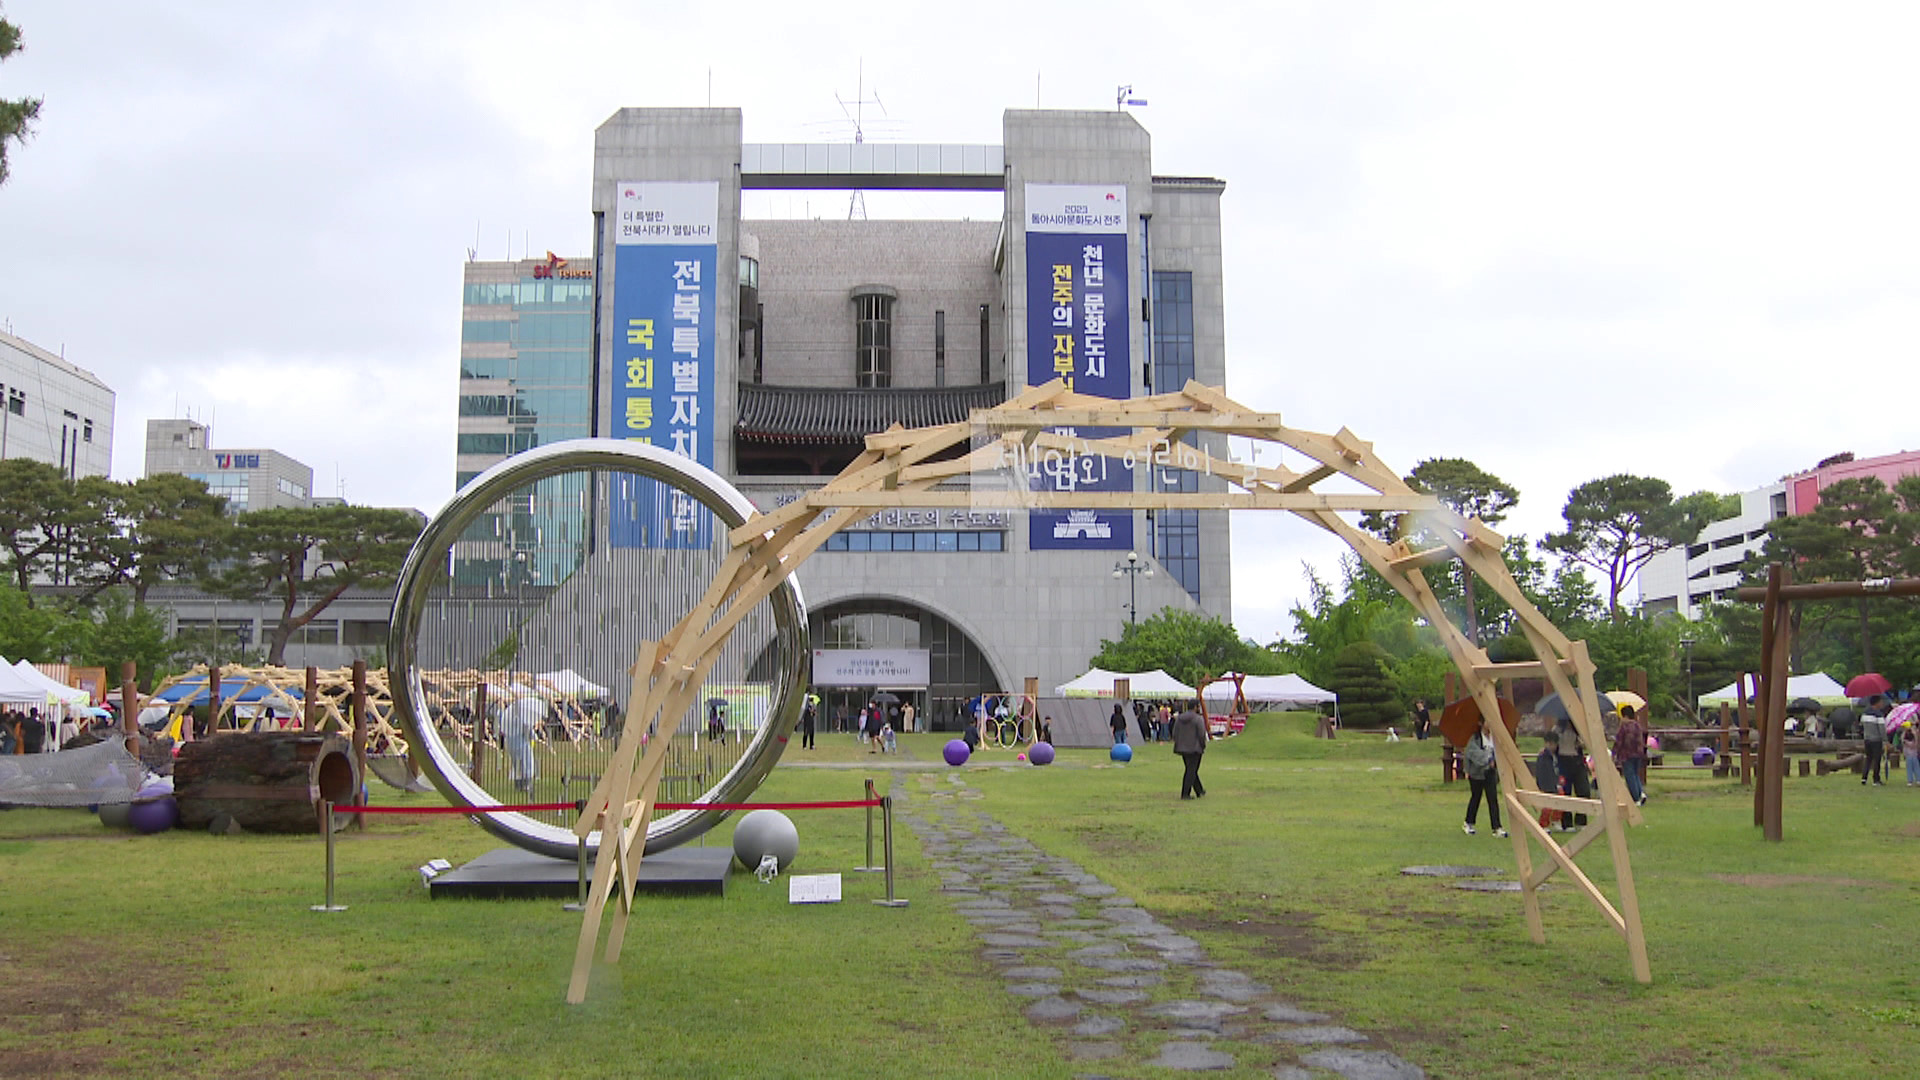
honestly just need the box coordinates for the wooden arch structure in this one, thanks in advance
[565,379,1651,1001]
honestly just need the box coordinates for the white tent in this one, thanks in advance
[1203,672,1338,709]
[12,661,91,707]
[535,668,611,699]
[1054,667,1197,699]
[1698,672,1850,707]
[0,657,56,706]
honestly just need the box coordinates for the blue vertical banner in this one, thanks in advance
[1024,183,1133,551]
[611,181,718,549]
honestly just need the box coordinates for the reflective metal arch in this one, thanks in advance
[387,439,808,860]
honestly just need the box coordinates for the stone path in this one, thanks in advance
[895,768,1426,1079]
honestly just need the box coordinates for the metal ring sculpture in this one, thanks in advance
[387,439,808,860]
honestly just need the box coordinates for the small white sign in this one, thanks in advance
[788,873,843,904]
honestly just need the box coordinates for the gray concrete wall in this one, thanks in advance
[747,219,1002,388]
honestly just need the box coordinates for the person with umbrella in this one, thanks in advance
[1860,695,1889,785]
[1537,692,1609,831]
[1889,702,1920,786]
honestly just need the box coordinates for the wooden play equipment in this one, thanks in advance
[562,379,1651,1000]
[1198,673,1250,737]
[1732,569,1920,841]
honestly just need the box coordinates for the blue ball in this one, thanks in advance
[1110,742,1133,763]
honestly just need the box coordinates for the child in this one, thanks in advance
[1533,730,1561,831]
[1902,719,1919,786]
[880,720,896,754]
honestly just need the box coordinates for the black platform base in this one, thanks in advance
[427,845,735,900]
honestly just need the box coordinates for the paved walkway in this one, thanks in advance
[893,767,1427,1079]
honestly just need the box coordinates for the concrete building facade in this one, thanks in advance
[1637,483,1787,618]
[0,329,113,479]
[144,419,313,514]
[561,107,1234,726]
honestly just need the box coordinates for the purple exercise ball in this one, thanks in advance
[1028,741,1055,766]
[1692,746,1715,766]
[128,796,178,834]
[943,739,971,766]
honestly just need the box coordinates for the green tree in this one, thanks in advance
[1541,475,1716,619]
[1756,475,1914,674]
[0,581,63,658]
[69,473,232,604]
[1090,608,1280,690]
[1362,457,1519,644]
[1327,640,1402,727]
[0,459,103,601]
[59,589,181,686]
[211,505,422,665]
[0,10,40,185]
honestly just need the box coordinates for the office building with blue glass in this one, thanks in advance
[461,108,1232,726]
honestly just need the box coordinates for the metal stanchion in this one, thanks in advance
[872,794,908,908]
[854,778,882,872]
[310,801,347,912]
[562,832,589,912]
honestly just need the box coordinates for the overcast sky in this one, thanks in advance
[2,1,1916,644]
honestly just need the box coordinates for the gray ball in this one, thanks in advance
[731,809,799,872]
[98,801,133,829]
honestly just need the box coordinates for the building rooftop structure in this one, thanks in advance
[0,329,114,479]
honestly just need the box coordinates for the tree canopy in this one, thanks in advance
[1090,608,1281,691]
[0,11,41,185]
[1540,475,1717,619]
[211,505,423,665]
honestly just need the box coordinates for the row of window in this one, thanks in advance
[459,349,590,383]
[461,315,592,347]
[1151,271,1201,603]
[821,530,1005,553]
[464,281,593,307]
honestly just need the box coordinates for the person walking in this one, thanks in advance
[1135,701,1154,744]
[1613,705,1649,806]
[1462,719,1506,836]
[800,696,816,750]
[1109,703,1128,746]
[902,702,916,734]
[1901,716,1919,786]
[1555,716,1591,830]
[1861,696,1887,785]
[1412,698,1432,741]
[1172,699,1208,799]
[1532,730,1562,830]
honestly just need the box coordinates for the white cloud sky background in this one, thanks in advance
[2,1,1916,644]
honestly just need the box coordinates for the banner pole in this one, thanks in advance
[311,801,347,912]
[855,778,882,872]
[873,794,908,908]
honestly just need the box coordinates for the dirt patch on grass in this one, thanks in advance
[1897,822,1920,839]
[1165,909,1366,971]
[1709,873,1886,888]
[0,938,184,1078]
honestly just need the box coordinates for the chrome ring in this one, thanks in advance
[387,439,807,860]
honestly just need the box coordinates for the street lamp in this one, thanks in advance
[1113,551,1153,625]
[1679,637,1696,720]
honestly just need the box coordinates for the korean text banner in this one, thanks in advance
[1024,183,1132,551]
[611,181,718,549]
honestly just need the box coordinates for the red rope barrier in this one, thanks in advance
[334,798,883,816]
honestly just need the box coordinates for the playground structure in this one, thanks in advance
[140,664,405,753]
[388,378,1652,1001]
[1198,673,1250,737]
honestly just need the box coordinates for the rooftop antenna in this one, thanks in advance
[834,59,887,220]
[1117,84,1148,111]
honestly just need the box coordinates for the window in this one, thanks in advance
[458,433,510,455]
[1152,271,1201,603]
[6,388,23,416]
[277,477,306,499]
[83,419,93,443]
[739,255,758,289]
[855,294,893,387]
[459,394,511,417]
[978,304,990,383]
[461,320,514,344]
[934,309,946,387]
[822,530,1005,553]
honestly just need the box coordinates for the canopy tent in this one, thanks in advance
[1203,672,1338,708]
[1054,667,1197,699]
[535,668,611,699]
[12,660,91,707]
[0,659,51,706]
[1699,672,1850,707]
[152,677,304,707]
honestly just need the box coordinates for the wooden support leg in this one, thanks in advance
[1504,791,1545,944]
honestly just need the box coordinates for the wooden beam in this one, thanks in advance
[805,490,1439,511]
[1732,576,1920,602]
[967,408,1285,431]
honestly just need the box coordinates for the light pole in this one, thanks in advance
[1113,551,1153,625]
[1679,637,1695,720]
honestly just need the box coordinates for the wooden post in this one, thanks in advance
[1761,564,1792,840]
[1627,666,1649,707]
[351,660,369,830]
[208,662,222,738]
[1718,702,1731,759]
[1735,676,1753,788]
[303,666,321,732]
[119,661,138,757]
[1444,670,1457,704]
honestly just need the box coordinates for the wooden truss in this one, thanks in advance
[564,379,1650,1002]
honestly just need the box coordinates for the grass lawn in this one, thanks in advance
[3,715,1917,1078]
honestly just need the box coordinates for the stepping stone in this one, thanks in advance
[1271,1068,1318,1080]
[1078,956,1167,973]
[1076,883,1118,897]
[1197,970,1271,1003]
[1096,974,1163,988]
[1144,1000,1247,1030]
[1044,930,1101,944]
[1065,1042,1123,1062]
[1024,996,1085,1023]
[1455,880,1537,893]
[1074,987,1149,1005]
[1056,919,1109,930]
[1036,892,1079,906]
[1265,1026,1369,1046]
[1143,935,1203,953]
[1072,1015,1127,1037]
[1000,965,1063,980]
[1299,1048,1426,1079]
[1147,1042,1236,1071]
[1103,906,1159,924]
[1070,942,1128,958]
[1096,895,1136,906]
[1398,865,1500,878]
[1264,1004,1333,1024]
[1005,982,1062,997]
[981,933,1049,949]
